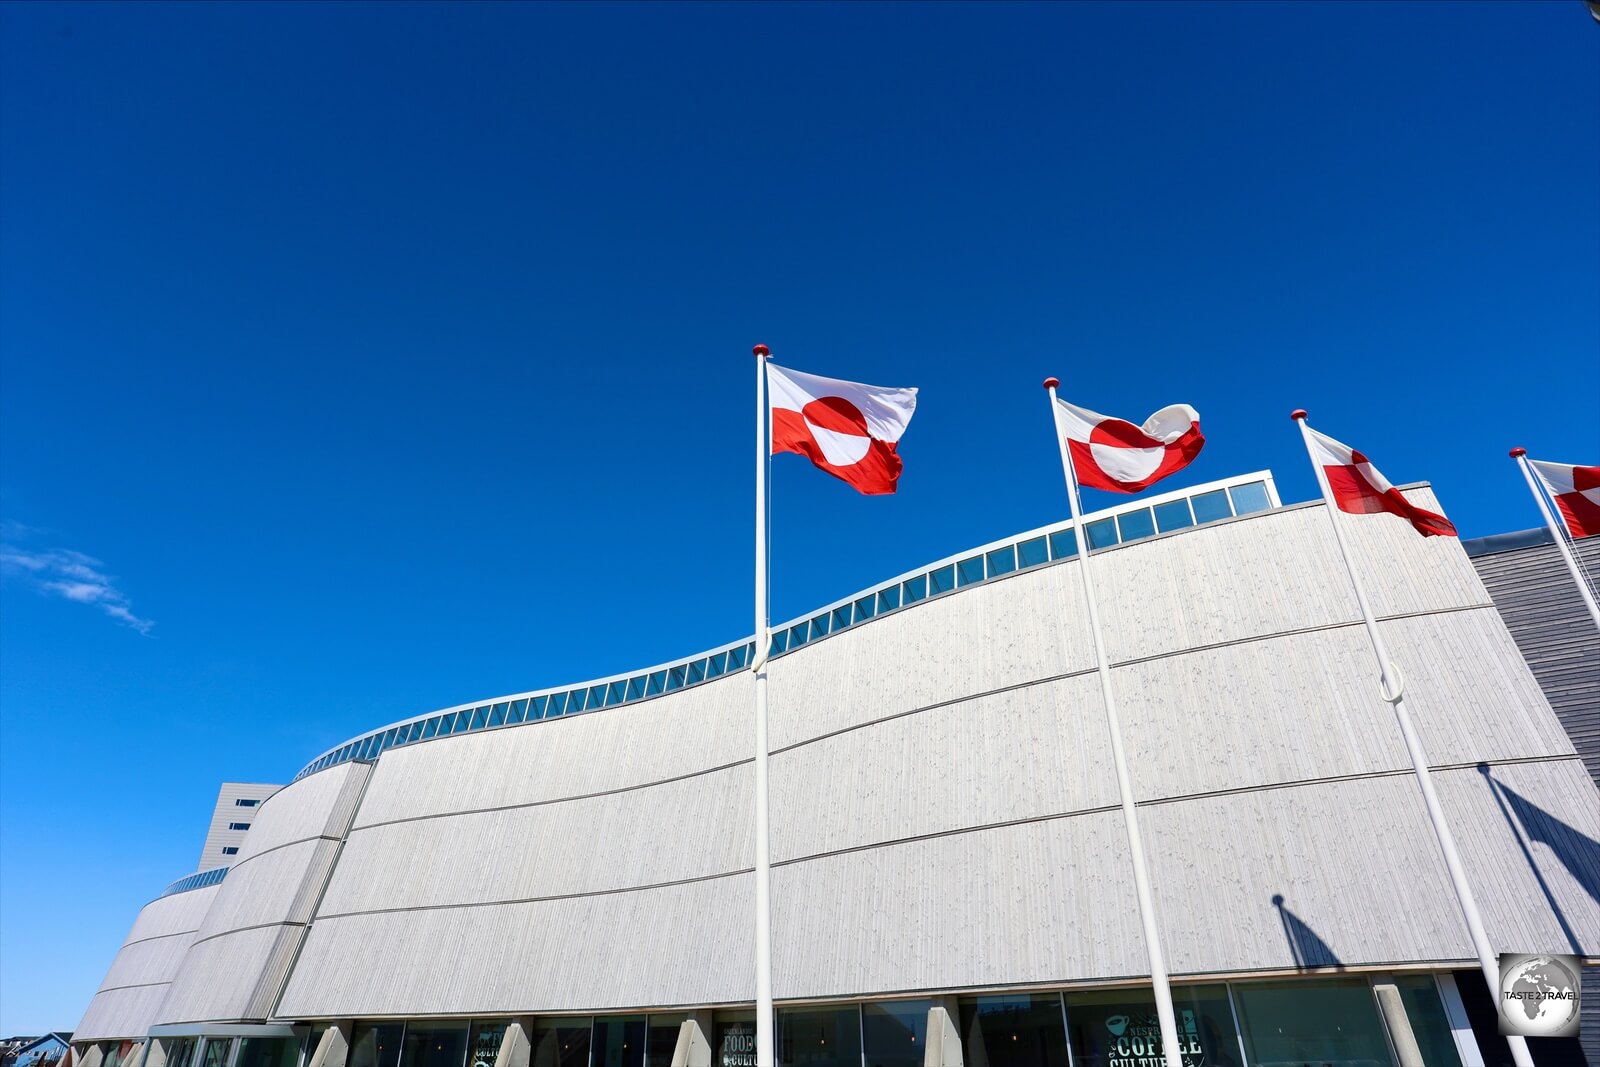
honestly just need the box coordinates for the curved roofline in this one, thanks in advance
[293,470,1281,781]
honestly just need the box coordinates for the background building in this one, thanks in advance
[71,473,1600,1067]
[196,784,282,870]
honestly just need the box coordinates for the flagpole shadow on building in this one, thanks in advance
[1271,893,1345,970]
[1477,762,1599,955]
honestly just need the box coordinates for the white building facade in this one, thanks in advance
[72,473,1600,1067]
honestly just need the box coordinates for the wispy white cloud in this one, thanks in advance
[0,542,155,635]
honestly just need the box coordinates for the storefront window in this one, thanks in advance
[1392,976,1463,1067]
[1067,984,1239,1067]
[165,1040,197,1067]
[713,1011,755,1067]
[200,1041,234,1067]
[467,1022,508,1067]
[778,1005,860,1067]
[350,1026,403,1067]
[645,1016,687,1067]
[1232,978,1394,1067]
[400,1022,468,1067]
[861,1000,930,1067]
[958,994,1068,1067]
[237,1039,297,1067]
[592,1016,645,1067]
[532,1020,591,1067]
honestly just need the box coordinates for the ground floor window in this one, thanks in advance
[713,1012,755,1067]
[777,1004,860,1067]
[399,1023,468,1067]
[1065,984,1240,1067]
[591,1015,645,1067]
[350,1025,402,1067]
[532,1018,591,1067]
[958,993,1069,1067]
[1232,977,1392,1067]
[467,1022,507,1067]
[644,1014,687,1067]
[236,1038,296,1067]
[860,999,931,1067]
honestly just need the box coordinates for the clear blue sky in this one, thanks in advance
[1,0,1595,1034]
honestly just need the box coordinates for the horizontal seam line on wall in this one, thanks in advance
[216,835,346,880]
[348,757,753,834]
[310,868,748,920]
[336,604,1505,836]
[767,755,1583,867]
[186,920,307,953]
[117,927,203,951]
[299,755,1579,919]
[87,979,174,994]
[770,602,1498,756]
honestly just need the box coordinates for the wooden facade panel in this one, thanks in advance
[277,877,753,1019]
[319,767,751,915]
[351,673,755,829]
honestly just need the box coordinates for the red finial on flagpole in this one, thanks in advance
[753,344,770,358]
[1290,409,1308,421]
[1042,377,1060,390]
[1509,447,1527,458]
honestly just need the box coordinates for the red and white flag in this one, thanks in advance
[1529,459,1600,539]
[1304,426,1457,538]
[1053,398,1205,493]
[768,363,917,495]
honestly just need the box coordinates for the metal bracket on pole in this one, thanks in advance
[1380,661,1405,704]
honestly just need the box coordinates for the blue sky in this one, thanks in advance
[1,0,1595,1034]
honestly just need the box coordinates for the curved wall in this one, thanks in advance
[75,884,221,1042]
[155,761,370,1025]
[268,491,1600,1020]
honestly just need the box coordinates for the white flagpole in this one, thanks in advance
[1511,447,1600,632]
[1293,411,1535,1067]
[1043,378,1186,1067]
[751,343,775,1067]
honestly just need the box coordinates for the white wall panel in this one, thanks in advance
[772,809,1145,999]
[319,766,751,915]
[351,674,756,828]
[74,885,221,1041]
[1142,761,1600,976]
[1114,609,1574,802]
[766,564,1092,752]
[278,877,753,1019]
[1436,759,1600,956]
[194,839,340,939]
[1094,491,1489,665]
[770,674,1115,862]
[240,762,368,857]
[124,886,221,946]
[156,926,298,1024]
[76,986,171,1045]
[99,934,196,995]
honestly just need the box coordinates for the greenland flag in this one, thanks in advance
[1304,425,1458,538]
[1530,459,1600,539]
[1053,397,1205,493]
[768,363,917,495]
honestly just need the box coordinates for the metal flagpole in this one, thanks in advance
[751,343,776,1067]
[1293,411,1535,1067]
[1043,378,1186,1067]
[1511,447,1600,632]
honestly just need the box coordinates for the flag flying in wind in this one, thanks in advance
[1304,426,1457,538]
[1529,459,1600,539]
[1053,398,1205,493]
[768,363,917,495]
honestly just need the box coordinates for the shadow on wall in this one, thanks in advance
[1271,893,1344,970]
[1478,763,1600,956]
